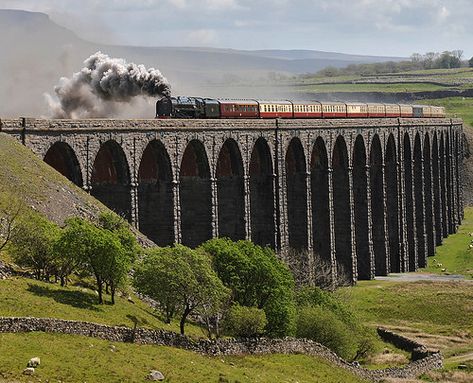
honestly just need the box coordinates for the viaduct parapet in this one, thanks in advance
[0,117,463,283]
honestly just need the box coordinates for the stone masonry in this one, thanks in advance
[0,117,463,283]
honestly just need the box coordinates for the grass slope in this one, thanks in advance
[0,277,204,337]
[293,67,473,93]
[0,132,103,225]
[422,207,473,278]
[0,333,367,383]
[344,279,473,376]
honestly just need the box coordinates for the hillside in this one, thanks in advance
[0,133,103,225]
[0,9,403,117]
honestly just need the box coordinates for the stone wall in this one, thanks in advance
[0,316,443,382]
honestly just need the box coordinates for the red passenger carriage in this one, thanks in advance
[219,99,259,118]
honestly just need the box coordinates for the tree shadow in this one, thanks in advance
[27,283,102,311]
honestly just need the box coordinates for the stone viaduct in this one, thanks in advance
[0,117,463,283]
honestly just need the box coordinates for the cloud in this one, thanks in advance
[1,0,472,56]
[185,29,219,45]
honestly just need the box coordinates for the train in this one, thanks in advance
[155,96,446,119]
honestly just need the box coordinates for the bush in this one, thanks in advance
[296,306,357,360]
[296,286,356,325]
[9,211,60,280]
[296,287,377,360]
[223,305,267,338]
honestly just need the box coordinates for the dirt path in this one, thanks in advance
[375,272,473,282]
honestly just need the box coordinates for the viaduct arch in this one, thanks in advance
[0,117,463,284]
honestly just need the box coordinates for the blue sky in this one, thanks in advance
[1,0,472,57]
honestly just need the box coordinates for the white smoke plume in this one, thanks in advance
[46,51,171,119]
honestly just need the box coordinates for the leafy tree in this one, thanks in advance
[98,212,139,262]
[0,193,23,252]
[9,212,61,280]
[133,245,229,335]
[97,212,139,297]
[58,218,128,304]
[201,238,296,337]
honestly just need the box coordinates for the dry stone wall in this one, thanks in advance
[0,316,442,382]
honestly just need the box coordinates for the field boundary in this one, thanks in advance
[0,316,442,382]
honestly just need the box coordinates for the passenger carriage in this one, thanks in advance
[321,102,347,118]
[259,100,293,118]
[346,103,368,118]
[219,99,259,118]
[292,101,322,118]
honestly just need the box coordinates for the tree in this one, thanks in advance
[58,218,128,304]
[0,193,23,252]
[97,212,139,262]
[469,57,473,68]
[97,212,139,299]
[200,238,296,337]
[133,245,229,335]
[9,212,60,280]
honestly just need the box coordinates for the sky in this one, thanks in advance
[1,0,472,58]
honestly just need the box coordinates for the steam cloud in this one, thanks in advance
[46,51,171,118]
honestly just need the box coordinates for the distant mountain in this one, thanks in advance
[0,9,405,117]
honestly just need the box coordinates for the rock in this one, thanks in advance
[27,357,41,367]
[23,367,35,375]
[458,364,468,370]
[127,296,135,304]
[148,370,165,381]
[109,345,117,352]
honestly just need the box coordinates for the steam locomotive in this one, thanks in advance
[156,96,446,119]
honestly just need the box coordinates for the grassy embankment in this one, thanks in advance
[292,67,473,94]
[0,332,366,383]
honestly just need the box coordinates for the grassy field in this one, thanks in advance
[292,67,473,92]
[342,278,473,381]
[0,332,367,383]
[421,207,473,278]
[295,82,450,94]
[0,277,206,338]
[418,97,473,127]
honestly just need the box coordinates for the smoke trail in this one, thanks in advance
[46,51,171,119]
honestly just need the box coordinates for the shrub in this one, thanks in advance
[223,305,267,338]
[296,286,356,325]
[296,287,377,359]
[296,306,358,360]
[9,211,61,280]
